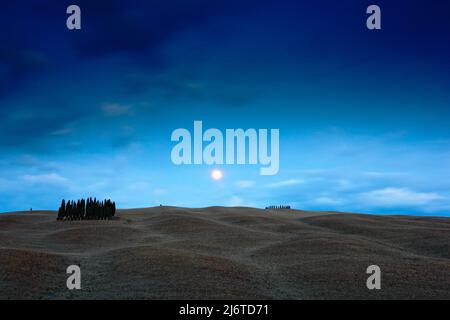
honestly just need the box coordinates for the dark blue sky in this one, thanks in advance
[1,0,450,215]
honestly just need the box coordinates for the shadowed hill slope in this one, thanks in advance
[0,207,449,299]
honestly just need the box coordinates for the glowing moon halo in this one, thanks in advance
[211,169,223,181]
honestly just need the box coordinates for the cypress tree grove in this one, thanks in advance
[57,198,116,221]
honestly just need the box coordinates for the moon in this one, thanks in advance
[211,169,223,181]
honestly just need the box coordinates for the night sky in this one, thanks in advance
[1,0,450,215]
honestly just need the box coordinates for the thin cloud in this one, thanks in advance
[228,195,244,206]
[21,173,69,186]
[235,180,255,188]
[314,197,344,205]
[51,128,73,136]
[360,187,444,207]
[153,188,168,195]
[226,196,254,207]
[364,171,408,178]
[266,179,303,188]
[101,104,133,117]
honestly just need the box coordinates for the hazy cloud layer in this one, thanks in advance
[1,1,450,214]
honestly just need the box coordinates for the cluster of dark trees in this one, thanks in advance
[57,198,116,221]
[265,205,291,210]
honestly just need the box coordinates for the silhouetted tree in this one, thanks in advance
[57,199,66,220]
[57,198,117,221]
[265,205,292,210]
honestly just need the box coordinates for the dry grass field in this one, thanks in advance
[0,206,449,299]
